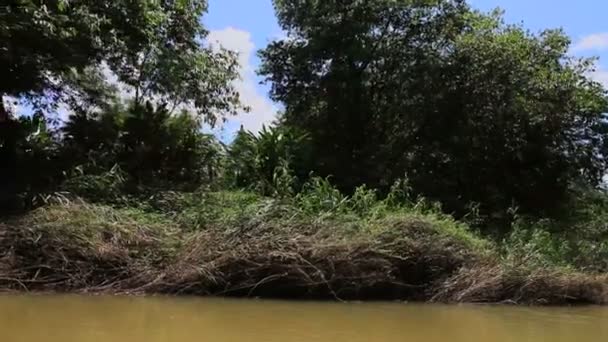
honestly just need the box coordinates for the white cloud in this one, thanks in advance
[590,68,608,87]
[100,62,134,102]
[208,27,277,134]
[572,33,608,52]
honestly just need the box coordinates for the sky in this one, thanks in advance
[205,0,608,140]
[204,0,281,140]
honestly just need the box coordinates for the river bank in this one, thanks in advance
[1,191,607,305]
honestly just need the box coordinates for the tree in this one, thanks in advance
[1,0,99,120]
[225,127,258,189]
[260,0,470,191]
[0,0,242,124]
[119,103,219,188]
[103,0,244,125]
[0,112,63,213]
[1,0,242,205]
[404,15,608,222]
[62,101,223,190]
[259,0,608,226]
[61,101,124,174]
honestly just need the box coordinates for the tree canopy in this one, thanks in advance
[259,0,608,223]
[0,0,242,124]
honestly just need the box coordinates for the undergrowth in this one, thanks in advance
[1,175,607,304]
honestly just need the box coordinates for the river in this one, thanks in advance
[0,295,606,341]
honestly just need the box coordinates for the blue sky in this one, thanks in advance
[205,0,608,140]
[204,0,282,140]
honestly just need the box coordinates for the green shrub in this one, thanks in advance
[225,125,312,195]
[502,221,573,269]
[501,192,608,272]
[61,102,222,192]
[350,185,380,217]
[62,165,128,203]
[271,159,297,198]
[296,177,349,215]
[385,177,414,208]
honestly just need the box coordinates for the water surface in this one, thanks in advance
[0,295,606,341]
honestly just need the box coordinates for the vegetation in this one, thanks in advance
[1,185,606,304]
[1,0,242,208]
[1,0,608,305]
[260,0,608,227]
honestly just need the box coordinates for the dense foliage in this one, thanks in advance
[0,0,242,121]
[260,0,608,226]
[1,0,241,209]
[0,102,224,211]
[63,102,223,189]
[225,125,312,195]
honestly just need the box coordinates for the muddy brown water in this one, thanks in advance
[0,295,607,341]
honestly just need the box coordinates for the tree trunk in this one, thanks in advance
[0,96,9,123]
[0,95,18,213]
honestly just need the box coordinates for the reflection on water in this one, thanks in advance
[0,295,606,342]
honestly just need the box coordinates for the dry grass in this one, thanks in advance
[0,202,181,293]
[155,216,481,299]
[1,200,607,305]
[432,262,608,305]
